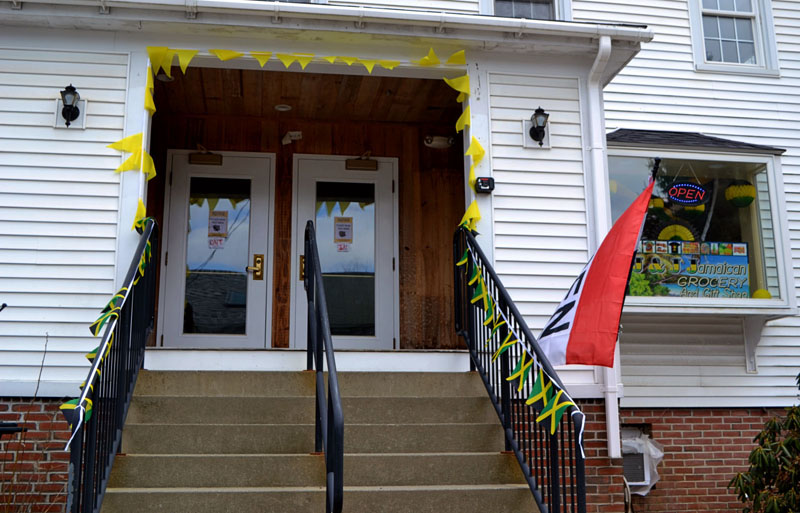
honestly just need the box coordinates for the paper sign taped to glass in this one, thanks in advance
[630,240,749,298]
[208,210,228,249]
[334,217,353,243]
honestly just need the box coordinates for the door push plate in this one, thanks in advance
[247,254,264,280]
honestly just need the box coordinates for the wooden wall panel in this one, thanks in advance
[149,113,463,350]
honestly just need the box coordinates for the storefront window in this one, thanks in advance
[609,155,779,300]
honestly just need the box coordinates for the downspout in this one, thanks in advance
[587,35,622,460]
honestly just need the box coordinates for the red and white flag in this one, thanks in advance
[538,178,655,367]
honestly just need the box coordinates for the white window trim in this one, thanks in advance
[688,0,779,76]
[480,0,573,21]
[607,147,796,317]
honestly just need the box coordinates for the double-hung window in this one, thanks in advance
[689,0,778,74]
[491,0,571,21]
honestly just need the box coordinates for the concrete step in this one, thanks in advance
[108,452,524,488]
[122,423,505,454]
[101,484,538,513]
[134,370,486,398]
[126,395,498,424]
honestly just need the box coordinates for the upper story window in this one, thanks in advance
[689,0,778,75]
[495,0,554,20]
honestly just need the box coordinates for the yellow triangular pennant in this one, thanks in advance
[108,133,143,154]
[276,53,297,68]
[443,74,470,94]
[131,198,146,231]
[358,59,378,73]
[456,105,471,133]
[250,52,273,67]
[176,49,198,74]
[160,49,177,78]
[339,56,358,66]
[417,47,440,66]
[446,49,466,66]
[322,56,337,64]
[207,197,219,212]
[456,91,468,103]
[325,201,336,216]
[465,136,485,165]
[144,88,156,115]
[340,201,351,214]
[146,46,169,74]
[209,49,243,62]
[295,53,315,70]
[459,200,480,231]
[115,150,142,174]
[142,151,157,181]
[146,66,154,93]
[378,60,401,70]
[468,164,477,188]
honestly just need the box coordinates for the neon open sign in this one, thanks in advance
[668,182,708,205]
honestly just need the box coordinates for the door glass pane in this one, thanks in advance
[184,177,251,334]
[315,181,376,336]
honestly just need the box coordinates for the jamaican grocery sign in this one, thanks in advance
[630,241,749,298]
[667,182,709,205]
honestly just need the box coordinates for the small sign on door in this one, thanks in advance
[334,217,353,243]
[208,210,228,249]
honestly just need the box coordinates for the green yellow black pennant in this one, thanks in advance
[456,249,469,267]
[89,307,120,336]
[536,389,575,435]
[492,331,517,361]
[483,296,495,326]
[468,263,480,286]
[486,317,507,346]
[525,367,554,412]
[506,350,534,392]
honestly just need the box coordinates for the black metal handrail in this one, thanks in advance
[454,226,586,513]
[304,220,344,513]
[66,218,159,513]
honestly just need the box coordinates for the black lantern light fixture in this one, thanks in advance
[528,106,550,146]
[60,84,81,127]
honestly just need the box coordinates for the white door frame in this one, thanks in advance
[289,154,400,350]
[156,150,276,348]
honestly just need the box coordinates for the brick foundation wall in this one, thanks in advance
[1,398,70,513]
[578,399,785,513]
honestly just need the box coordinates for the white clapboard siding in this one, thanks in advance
[327,0,479,14]
[573,0,800,407]
[489,72,591,389]
[0,47,127,397]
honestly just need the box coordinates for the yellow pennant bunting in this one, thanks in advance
[209,49,244,62]
[417,47,440,66]
[276,53,298,68]
[250,52,273,67]
[207,197,219,212]
[339,56,358,66]
[144,88,156,115]
[446,49,466,66]
[378,60,401,70]
[465,137,485,165]
[131,198,146,231]
[456,249,469,267]
[468,164,477,188]
[142,151,157,181]
[160,49,177,78]
[443,74,470,94]
[468,263,480,286]
[322,56,338,64]
[456,91,468,103]
[536,389,575,435]
[340,201,351,214]
[526,367,553,409]
[108,133,143,154]
[459,199,480,231]
[483,296,495,326]
[358,59,378,73]
[146,66,154,93]
[146,46,169,74]
[325,201,337,216]
[506,351,534,392]
[456,105,471,133]
[176,49,199,74]
[115,150,142,174]
[295,54,315,70]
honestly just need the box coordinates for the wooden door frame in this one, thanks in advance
[156,149,277,348]
[288,153,400,350]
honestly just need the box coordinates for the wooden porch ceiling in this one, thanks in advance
[154,67,462,125]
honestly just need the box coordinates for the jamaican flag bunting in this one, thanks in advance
[506,350,534,392]
[59,398,93,430]
[492,331,518,361]
[456,249,469,267]
[536,389,575,435]
[89,307,120,336]
[525,367,554,412]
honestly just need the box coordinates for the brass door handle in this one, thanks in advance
[246,254,264,280]
[299,255,305,281]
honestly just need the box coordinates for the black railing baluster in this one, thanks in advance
[304,221,344,513]
[453,226,586,513]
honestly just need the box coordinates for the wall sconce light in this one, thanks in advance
[60,84,81,127]
[528,107,549,146]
